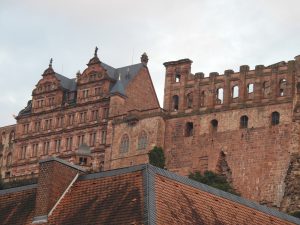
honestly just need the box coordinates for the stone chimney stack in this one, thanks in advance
[32,157,86,224]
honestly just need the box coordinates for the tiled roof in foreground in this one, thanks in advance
[0,163,299,225]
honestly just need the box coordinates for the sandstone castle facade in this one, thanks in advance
[1,48,300,213]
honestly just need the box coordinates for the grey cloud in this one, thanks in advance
[0,0,300,126]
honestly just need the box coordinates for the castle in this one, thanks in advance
[1,48,300,214]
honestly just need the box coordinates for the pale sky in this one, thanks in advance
[1,0,300,126]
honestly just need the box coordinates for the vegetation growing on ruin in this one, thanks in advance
[189,170,239,195]
[148,146,166,169]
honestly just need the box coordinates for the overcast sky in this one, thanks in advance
[1,0,300,126]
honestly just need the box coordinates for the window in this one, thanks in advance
[20,145,27,159]
[44,119,52,130]
[279,79,287,96]
[101,131,107,144]
[247,83,254,94]
[103,108,109,119]
[175,74,181,83]
[77,135,85,147]
[34,121,41,132]
[262,81,270,98]
[82,89,89,98]
[211,119,218,134]
[32,143,39,157]
[186,93,193,109]
[56,116,64,127]
[89,74,97,81]
[138,131,148,150]
[89,132,96,146]
[120,134,129,153]
[66,137,73,151]
[68,114,75,125]
[0,155,2,167]
[79,157,87,166]
[23,123,29,134]
[43,141,50,155]
[80,112,87,123]
[55,139,61,152]
[216,88,224,104]
[95,87,102,96]
[240,115,248,129]
[232,85,239,98]
[271,111,280,125]
[48,97,55,106]
[92,110,99,121]
[6,153,12,166]
[185,122,194,137]
[172,95,179,111]
[9,131,15,143]
[200,91,205,106]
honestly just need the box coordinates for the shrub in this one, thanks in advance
[189,170,239,195]
[148,146,165,169]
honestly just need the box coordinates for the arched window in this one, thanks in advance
[9,131,15,143]
[216,88,224,104]
[247,83,254,94]
[185,122,194,137]
[120,134,129,153]
[271,111,280,125]
[6,153,12,166]
[262,81,270,98]
[138,131,148,150]
[200,91,205,107]
[240,115,248,129]
[175,74,181,83]
[211,119,218,133]
[232,85,239,98]
[186,93,193,109]
[172,95,179,111]
[279,79,287,96]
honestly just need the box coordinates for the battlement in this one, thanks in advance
[163,56,299,113]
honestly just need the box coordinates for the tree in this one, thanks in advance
[148,146,165,169]
[189,170,239,195]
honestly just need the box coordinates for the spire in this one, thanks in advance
[87,46,101,66]
[42,58,55,76]
[141,52,148,66]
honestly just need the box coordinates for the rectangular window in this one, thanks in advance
[20,145,27,159]
[23,123,29,134]
[55,139,61,152]
[56,116,64,127]
[66,137,73,151]
[32,143,38,157]
[68,114,75,125]
[92,110,99,121]
[101,131,106,144]
[43,141,50,155]
[83,89,89,98]
[34,121,41,132]
[95,87,102,96]
[103,108,109,119]
[77,135,85,147]
[80,112,87,123]
[89,132,96,146]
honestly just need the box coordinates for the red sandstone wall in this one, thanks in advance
[105,115,165,170]
[164,103,294,207]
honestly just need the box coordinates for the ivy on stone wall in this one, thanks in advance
[189,170,239,196]
[148,146,166,169]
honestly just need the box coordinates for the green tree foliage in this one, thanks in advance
[189,170,239,195]
[148,146,165,169]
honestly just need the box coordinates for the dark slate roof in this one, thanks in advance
[110,79,126,96]
[54,73,77,91]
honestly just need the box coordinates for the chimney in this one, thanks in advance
[32,157,86,224]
